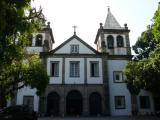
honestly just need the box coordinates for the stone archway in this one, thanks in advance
[66,90,83,116]
[47,92,60,116]
[89,92,102,115]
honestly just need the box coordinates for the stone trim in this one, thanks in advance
[40,52,108,58]
[108,55,132,60]
[62,57,65,84]
[103,29,130,33]
[102,55,110,115]
[43,84,107,116]
[84,58,87,84]
[42,27,54,43]
[95,28,130,44]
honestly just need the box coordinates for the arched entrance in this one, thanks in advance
[89,92,102,115]
[66,90,83,116]
[47,92,60,116]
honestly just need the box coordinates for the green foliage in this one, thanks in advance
[132,26,156,59]
[133,25,154,53]
[0,0,48,107]
[26,55,49,96]
[143,45,160,95]
[152,3,160,43]
[125,3,160,96]
[125,61,143,95]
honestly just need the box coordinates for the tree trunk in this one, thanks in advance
[131,95,138,116]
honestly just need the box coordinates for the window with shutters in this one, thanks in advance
[51,62,59,77]
[70,61,80,77]
[90,62,99,77]
[70,45,79,53]
[115,96,125,109]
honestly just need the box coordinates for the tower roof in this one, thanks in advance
[104,8,122,29]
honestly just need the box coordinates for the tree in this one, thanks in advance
[152,2,160,43]
[0,0,49,107]
[132,26,156,60]
[124,2,160,114]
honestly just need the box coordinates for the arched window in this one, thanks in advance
[117,35,124,47]
[35,34,43,46]
[107,35,114,49]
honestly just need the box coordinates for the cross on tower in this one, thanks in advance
[107,0,110,11]
[72,25,77,35]
[107,6,110,12]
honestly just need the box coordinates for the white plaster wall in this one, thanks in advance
[16,86,39,112]
[47,58,63,84]
[55,38,94,54]
[137,90,155,114]
[65,58,84,84]
[87,58,103,84]
[114,48,127,55]
[108,60,131,116]
[26,47,43,54]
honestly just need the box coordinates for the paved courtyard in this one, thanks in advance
[38,116,159,120]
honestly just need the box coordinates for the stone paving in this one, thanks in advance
[38,116,160,120]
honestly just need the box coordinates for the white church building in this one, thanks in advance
[15,8,154,116]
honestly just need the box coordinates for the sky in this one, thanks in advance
[32,0,159,51]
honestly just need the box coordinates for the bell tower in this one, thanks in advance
[95,8,131,55]
[26,22,54,54]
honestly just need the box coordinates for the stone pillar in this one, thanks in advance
[62,57,65,84]
[124,25,131,55]
[83,86,89,116]
[84,58,87,84]
[102,56,110,115]
[39,96,46,116]
[43,97,47,115]
[60,86,66,117]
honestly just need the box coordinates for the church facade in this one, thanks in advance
[15,8,155,116]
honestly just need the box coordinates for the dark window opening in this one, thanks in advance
[115,96,125,109]
[51,62,59,77]
[35,34,43,46]
[117,35,124,47]
[90,62,99,77]
[140,96,150,109]
[107,35,114,49]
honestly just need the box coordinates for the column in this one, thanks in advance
[83,87,89,116]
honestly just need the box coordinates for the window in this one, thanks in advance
[51,62,59,77]
[35,34,43,46]
[113,71,124,83]
[117,35,124,47]
[23,96,34,110]
[90,62,99,77]
[139,96,150,109]
[115,96,125,109]
[107,35,114,49]
[71,45,79,53]
[70,61,80,77]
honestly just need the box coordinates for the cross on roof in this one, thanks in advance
[72,25,77,35]
[107,6,110,11]
[107,0,110,11]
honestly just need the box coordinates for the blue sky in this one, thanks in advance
[32,0,158,52]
